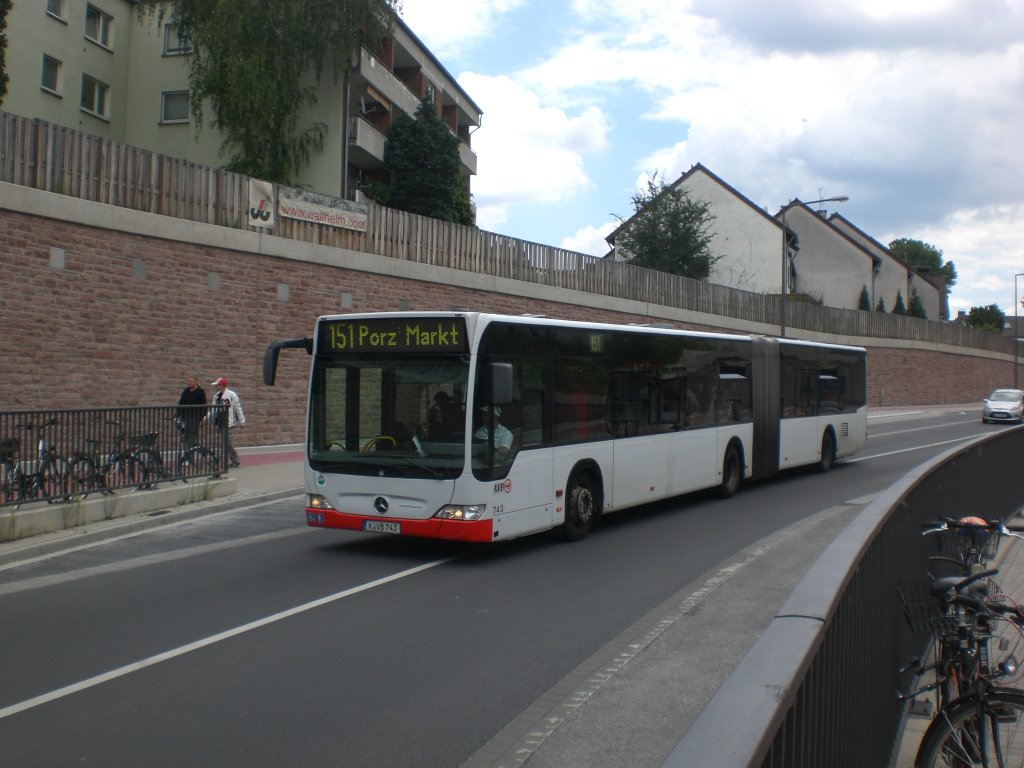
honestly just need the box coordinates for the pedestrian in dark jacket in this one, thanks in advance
[176,375,207,445]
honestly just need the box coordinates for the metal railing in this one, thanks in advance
[661,426,1024,768]
[0,406,228,507]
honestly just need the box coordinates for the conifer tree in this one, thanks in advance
[385,93,473,224]
[858,285,871,311]
[907,290,926,318]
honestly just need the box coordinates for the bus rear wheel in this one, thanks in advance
[561,473,596,541]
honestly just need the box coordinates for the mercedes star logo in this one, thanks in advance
[374,496,389,515]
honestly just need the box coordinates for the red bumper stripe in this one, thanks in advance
[306,507,494,543]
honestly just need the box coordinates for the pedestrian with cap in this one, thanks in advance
[209,377,245,467]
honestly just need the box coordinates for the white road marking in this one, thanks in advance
[847,435,979,463]
[0,555,460,720]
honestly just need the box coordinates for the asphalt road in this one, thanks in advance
[0,407,994,767]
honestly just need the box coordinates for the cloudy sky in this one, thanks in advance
[398,0,1024,321]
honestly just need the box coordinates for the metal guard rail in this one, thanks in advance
[661,425,1024,768]
[0,406,229,507]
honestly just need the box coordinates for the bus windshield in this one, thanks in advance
[308,355,469,479]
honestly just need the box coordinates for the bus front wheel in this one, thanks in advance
[719,446,741,498]
[561,473,596,541]
[816,430,836,473]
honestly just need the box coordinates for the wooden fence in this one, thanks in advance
[0,110,1011,355]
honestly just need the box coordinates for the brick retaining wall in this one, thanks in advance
[0,194,1010,446]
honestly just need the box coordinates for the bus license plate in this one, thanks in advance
[363,520,401,534]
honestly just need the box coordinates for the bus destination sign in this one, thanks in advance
[320,318,468,354]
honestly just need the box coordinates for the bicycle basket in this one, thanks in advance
[129,432,159,449]
[0,437,19,463]
[898,580,959,637]
[936,526,1001,562]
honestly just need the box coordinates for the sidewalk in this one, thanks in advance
[0,445,306,566]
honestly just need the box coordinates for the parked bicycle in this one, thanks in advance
[174,417,225,479]
[0,419,71,507]
[67,419,149,498]
[899,518,1024,767]
[129,428,169,489]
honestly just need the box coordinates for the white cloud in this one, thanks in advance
[560,223,617,258]
[458,73,611,225]
[398,0,1024,317]
[398,0,527,59]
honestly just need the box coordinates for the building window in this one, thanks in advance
[80,74,109,119]
[160,91,190,123]
[85,4,113,49]
[46,0,66,21]
[163,24,189,55]
[41,56,62,96]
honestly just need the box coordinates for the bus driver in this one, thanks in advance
[474,406,513,456]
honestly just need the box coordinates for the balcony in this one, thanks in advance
[347,116,387,168]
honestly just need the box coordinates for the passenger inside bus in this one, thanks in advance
[428,391,463,439]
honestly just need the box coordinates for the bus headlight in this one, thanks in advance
[435,504,486,521]
[308,494,336,511]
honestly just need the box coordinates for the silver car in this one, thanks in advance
[982,389,1024,423]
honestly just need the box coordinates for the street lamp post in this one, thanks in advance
[1015,273,1024,389]
[779,195,849,337]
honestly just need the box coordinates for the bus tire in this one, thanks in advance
[816,429,836,473]
[561,472,596,541]
[719,446,741,499]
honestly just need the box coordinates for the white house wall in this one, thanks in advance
[678,171,783,294]
[786,207,873,310]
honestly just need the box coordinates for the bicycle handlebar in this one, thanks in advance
[921,518,1024,543]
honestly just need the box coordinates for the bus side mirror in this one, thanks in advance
[263,338,313,386]
[490,363,513,404]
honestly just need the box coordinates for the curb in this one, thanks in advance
[0,481,303,567]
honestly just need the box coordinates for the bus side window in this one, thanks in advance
[520,390,544,446]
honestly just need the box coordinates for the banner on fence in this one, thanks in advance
[277,187,368,232]
[247,179,275,228]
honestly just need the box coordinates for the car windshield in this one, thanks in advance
[988,391,1022,402]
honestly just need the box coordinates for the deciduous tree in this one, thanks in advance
[613,173,718,279]
[138,0,399,183]
[889,237,957,315]
[966,304,1005,332]
[0,0,11,106]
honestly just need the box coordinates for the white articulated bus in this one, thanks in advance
[264,312,867,543]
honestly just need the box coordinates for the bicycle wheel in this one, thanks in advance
[42,456,73,503]
[135,449,168,487]
[914,689,1024,767]
[0,465,20,505]
[109,455,149,491]
[67,456,97,499]
[179,446,218,477]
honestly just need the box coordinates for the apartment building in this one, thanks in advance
[4,0,481,202]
